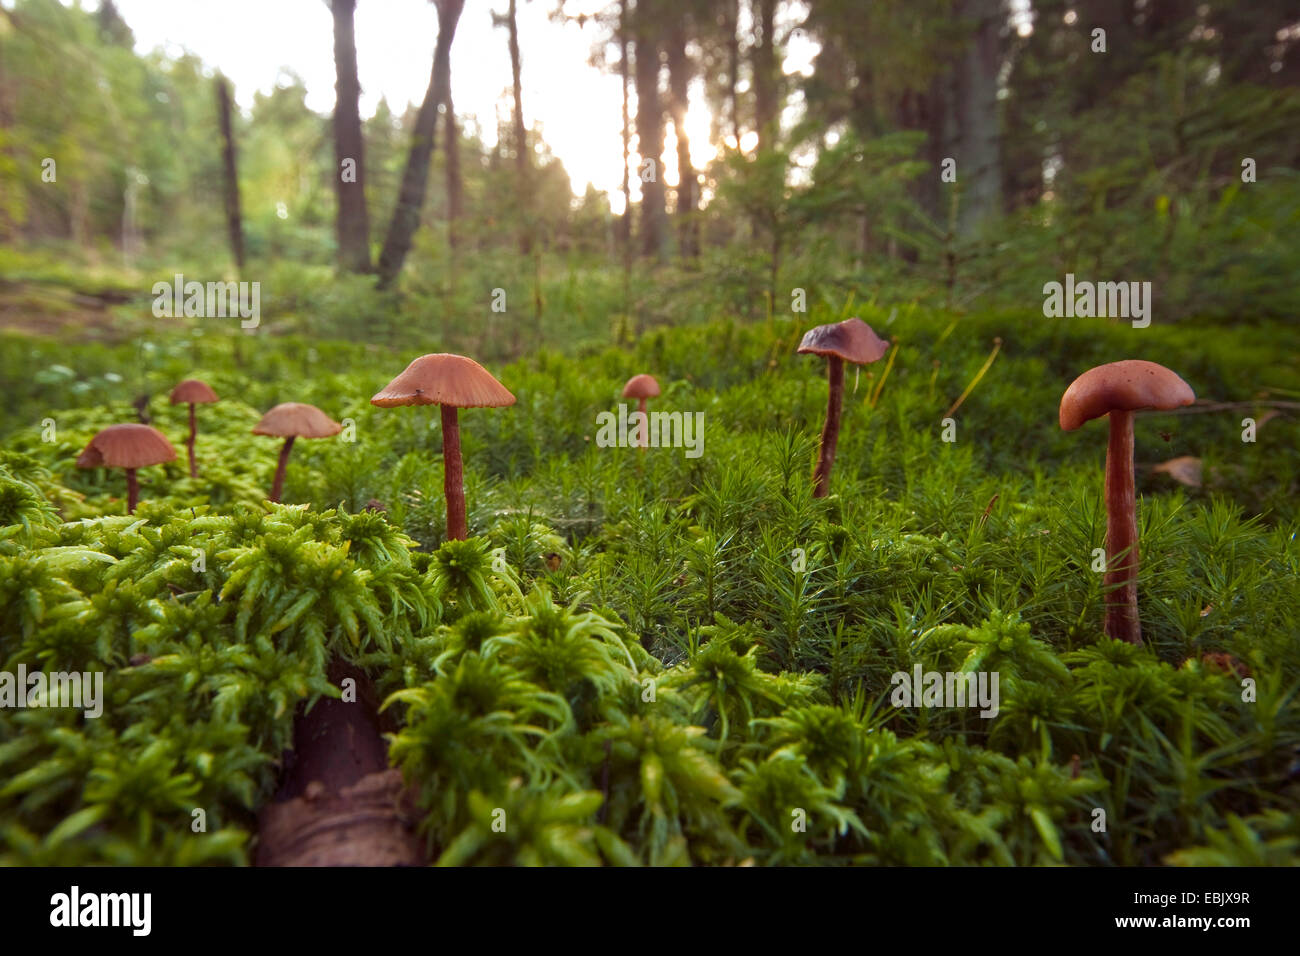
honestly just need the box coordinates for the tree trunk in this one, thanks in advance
[727,0,740,144]
[618,0,632,251]
[634,3,666,261]
[445,91,462,249]
[331,0,371,273]
[954,0,1002,235]
[505,0,530,256]
[753,0,778,148]
[0,33,14,244]
[215,75,245,271]
[376,0,465,290]
[666,22,698,260]
[256,660,425,867]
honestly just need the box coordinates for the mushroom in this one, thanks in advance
[797,318,890,497]
[76,423,177,514]
[1059,360,1195,645]
[252,403,343,504]
[371,353,516,541]
[621,374,660,450]
[169,379,219,478]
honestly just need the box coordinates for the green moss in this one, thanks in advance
[1,306,1297,865]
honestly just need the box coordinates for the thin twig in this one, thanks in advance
[1141,400,1300,415]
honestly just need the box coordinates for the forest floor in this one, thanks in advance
[0,280,134,342]
[1,274,1297,866]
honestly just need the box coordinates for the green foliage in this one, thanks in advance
[0,300,1297,866]
[0,500,440,864]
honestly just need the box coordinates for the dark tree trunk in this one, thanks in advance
[331,0,371,273]
[215,75,245,272]
[753,0,778,148]
[890,82,941,262]
[634,3,666,261]
[666,22,698,260]
[1211,0,1300,86]
[726,0,740,144]
[445,91,462,249]
[376,0,465,290]
[618,0,632,251]
[954,0,1002,235]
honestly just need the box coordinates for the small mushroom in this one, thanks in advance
[1059,360,1195,645]
[169,379,219,478]
[371,354,516,541]
[252,403,343,504]
[621,374,660,450]
[797,318,890,497]
[76,423,177,514]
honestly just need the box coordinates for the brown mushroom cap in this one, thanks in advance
[169,379,219,405]
[370,353,516,409]
[622,374,660,399]
[1059,360,1195,431]
[76,424,177,469]
[252,403,343,438]
[797,317,890,365]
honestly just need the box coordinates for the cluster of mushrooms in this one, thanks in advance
[75,320,1195,647]
[73,356,528,542]
[75,378,220,513]
[75,380,351,512]
[799,317,1196,646]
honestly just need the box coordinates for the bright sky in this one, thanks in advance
[79,0,817,214]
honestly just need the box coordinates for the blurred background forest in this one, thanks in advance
[0,0,1298,359]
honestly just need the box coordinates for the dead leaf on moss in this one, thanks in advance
[1152,455,1202,487]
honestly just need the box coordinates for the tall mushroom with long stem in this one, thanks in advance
[253,403,343,503]
[622,374,659,450]
[798,318,890,498]
[1059,360,1195,645]
[169,379,219,478]
[371,353,516,541]
[76,424,176,514]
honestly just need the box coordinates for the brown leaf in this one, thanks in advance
[1152,455,1202,488]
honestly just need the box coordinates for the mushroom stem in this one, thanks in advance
[270,436,296,504]
[637,396,649,451]
[441,404,467,541]
[125,468,139,514]
[812,355,844,498]
[1104,409,1142,644]
[186,403,198,478]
